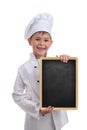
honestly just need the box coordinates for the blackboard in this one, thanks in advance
[40,57,78,110]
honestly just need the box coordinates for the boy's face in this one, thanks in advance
[28,32,53,59]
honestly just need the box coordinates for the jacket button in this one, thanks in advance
[37,80,39,83]
[34,66,37,68]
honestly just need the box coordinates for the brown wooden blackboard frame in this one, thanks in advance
[40,57,78,110]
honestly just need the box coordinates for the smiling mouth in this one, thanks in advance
[37,47,46,51]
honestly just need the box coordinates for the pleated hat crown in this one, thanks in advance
[24,13,53,39]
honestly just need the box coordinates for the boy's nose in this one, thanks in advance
[40,40,44,45]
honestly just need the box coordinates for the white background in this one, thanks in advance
[0,0,87,130]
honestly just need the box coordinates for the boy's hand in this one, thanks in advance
[40,106,54,116]
[56,54,70,63]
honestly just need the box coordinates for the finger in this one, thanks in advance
[65,56,68,63]
[59,55,63,61]
[47,106,52,111]
[60,55,66,62]
[48,106,52,108]
[42,106,54,115]
[61,55,66,62]
[65,55,70,63]
[45,106,51,112]
[48,106,54,112]
[49,107,54,112]
[60,55,70,63]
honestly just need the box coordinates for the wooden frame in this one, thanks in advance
[40,57,78,110]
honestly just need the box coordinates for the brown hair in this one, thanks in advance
[30,31,52,39]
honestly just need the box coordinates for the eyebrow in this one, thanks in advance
[34,37,51,39]
[34,37,41,39]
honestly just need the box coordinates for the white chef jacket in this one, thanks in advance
[12,53,68,130]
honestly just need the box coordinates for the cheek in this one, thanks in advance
[33,42,38,47]
[46,43,52,48]
[32,43,37,48]
[32,45,36,50]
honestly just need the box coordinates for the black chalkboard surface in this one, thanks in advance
[40,57,78,110]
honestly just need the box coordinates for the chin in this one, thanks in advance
[38,53,46,57]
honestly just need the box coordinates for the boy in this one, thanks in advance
[12,13,70,130]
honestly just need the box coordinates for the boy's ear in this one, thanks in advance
[50,40,53,46]
[28,38,32,46]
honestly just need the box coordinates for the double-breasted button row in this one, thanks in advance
[34,66,37,68]
[37,80,39,83]
[34,66,39,83]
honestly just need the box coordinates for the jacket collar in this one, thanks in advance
[30,53,40,67]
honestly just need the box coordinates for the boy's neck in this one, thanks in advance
[34,53,47,59]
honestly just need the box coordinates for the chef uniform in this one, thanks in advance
[12,13,68,130]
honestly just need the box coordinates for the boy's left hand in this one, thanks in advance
[56,54,70,63]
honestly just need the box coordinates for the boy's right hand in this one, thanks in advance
[40,106,54,116]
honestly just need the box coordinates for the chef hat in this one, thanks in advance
[24,13,53,39]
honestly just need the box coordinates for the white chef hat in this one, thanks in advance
[24,13,53,39]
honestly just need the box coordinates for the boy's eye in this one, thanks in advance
[35,38,40,41]
[44,39,49,42]
[35,38,50,42]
